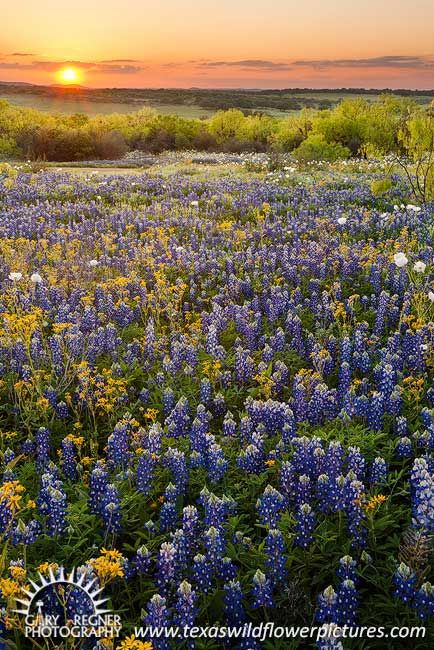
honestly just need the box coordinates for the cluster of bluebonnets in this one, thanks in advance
[0,165,433,648]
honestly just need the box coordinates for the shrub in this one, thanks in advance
[293,134,351,162]
[371,178,393,196]
[93,130,128,159]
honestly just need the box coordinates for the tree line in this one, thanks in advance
[0,95,432,164]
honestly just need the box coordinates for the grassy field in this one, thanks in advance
[0,93,215,118]
[2,87,433,117]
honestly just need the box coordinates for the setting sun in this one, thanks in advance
[57,67,80,84]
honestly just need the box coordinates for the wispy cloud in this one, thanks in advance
[293,55,434,69]
[10,52,35,57]
[0,59,144,74]
[99,59,140,64]
[194,59,292,72]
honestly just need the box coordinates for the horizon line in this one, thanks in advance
[1,80,434,93]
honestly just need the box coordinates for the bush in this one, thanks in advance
[93,130,128,159]
[293,134,351,162]
[371,178,393,196]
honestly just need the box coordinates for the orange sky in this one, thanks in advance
[1,0,434,88]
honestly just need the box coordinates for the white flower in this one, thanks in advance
[337,217,347,225]
[8,272,22,281]
[393,252,408,268]
[30,273,43,283]
[190,200,199,207]
[413,261,426,273]
[406,204,422,212]
[428,291,434,302]
[88,259,99,267]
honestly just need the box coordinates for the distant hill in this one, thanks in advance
[49,83,88,90]
[0,81,433,117]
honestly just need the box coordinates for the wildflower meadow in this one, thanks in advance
[0,159,433,649]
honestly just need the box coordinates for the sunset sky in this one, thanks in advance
[1,0,434,89]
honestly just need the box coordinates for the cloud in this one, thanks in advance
[99,59,140,64]
[293,55,434,69]
[194,59,292,71]
[10,52,35,57]
[0,59,144,74]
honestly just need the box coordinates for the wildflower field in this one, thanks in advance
[0,161,433,649]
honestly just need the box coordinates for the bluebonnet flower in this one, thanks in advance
[162,387,175,415]
[101,484,121,534]
[410,458,434,531]
[137,450,157,495]
[174,580,197,629]
[182,505,199,549]
[396,437,412,458]
[0,500,12,538]
[369,457,388,485]
[295,474,312,506]
[316,474,332,513]
[134,545,151,575]
[223,411,237,437]
[347,447,366,481]
[165,396,190,438]
[60,438,77,480]
[264,528,287,585]
[344,479,366,547]
[107,420,130,469]
[10,519,41,546]
[219,556,237,581]
[393,563,416,605]
[368,392,384,431]
[156,542,177,591]
[36,427,50,470]
[414,582,434,620]
[55,401,69,419]
[204,525,225,568]
[192,554,213,592]
[199,378,212,405]
[41,480,67,537]
[294,503,316,548]
[206,441,228,483]
[88,461,108,515]
[337,556,358,584]
[160,500,177,533]
[163,448,188,495]
[315,586,338,624]
[257,485,286,527]
[224,580,245,625]
[237,440,265,474]
[251,569,273,608]
[336,579,358,625]
[143,594,171,650]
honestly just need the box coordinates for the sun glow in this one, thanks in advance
[57,67,81,84]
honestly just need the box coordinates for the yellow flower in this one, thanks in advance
[364,494,387,512]
[37,562,59,575]
[217,220,233,232]
[0,578,21,599]
[90,553,124,584]
[101,548,123,560]
[117,637,152,650]
[10,566,26,582]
